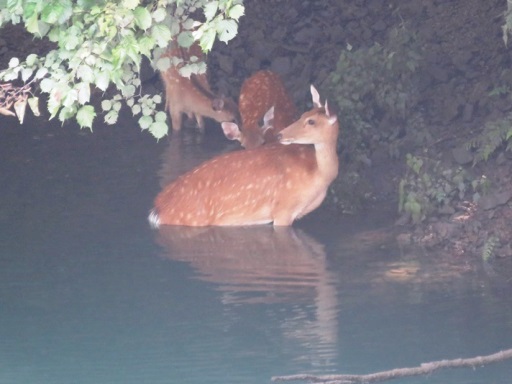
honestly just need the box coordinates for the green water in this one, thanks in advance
[1,118,511,384]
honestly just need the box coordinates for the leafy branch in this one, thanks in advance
[0,68,40,122]
[0,0,245,139]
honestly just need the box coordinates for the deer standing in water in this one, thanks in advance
[148,85,339,227]
[221,70,298,149]
[159,41,239,132]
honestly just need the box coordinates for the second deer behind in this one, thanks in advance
[159,42,239,132]
[222,70,298,149]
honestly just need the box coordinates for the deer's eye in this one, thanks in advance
[307,118,315,125]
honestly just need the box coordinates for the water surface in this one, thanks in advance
[1,117,511,384]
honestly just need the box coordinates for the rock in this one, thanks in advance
[438,205,456,215]
[271,27,287,42]
[271,56,292,76]
[451,50,473,71]
[496,152,507,166]
[452,145,473,165]
[432,221,458,239]
[216,54,234,74]
[479,190,512,210]
[244,57,261,73]
[497,243,512,258]
[427,64,450,83]
[462,103,474,122]
[293,26,320,44]
[396,233,412,247]
[439,94,461,122]
[371,20,387,32]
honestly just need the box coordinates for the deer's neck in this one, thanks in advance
[313,142,339,182]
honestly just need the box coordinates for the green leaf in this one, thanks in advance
[26,13,40,35]
[182,18,197,30]
[76,104,96,129]
[152,8,167,23]
[138,115,152,129]
[40,78,55,93]
[58,105,77,122]
[133,6,151,30]
[76,82,91,105]
[62,88,78,107]
[104,109,118,124]
[138,36,155,57]
[155,56,170,71]
[94,70,110,91]
[28,97,41,116]
[217,19,238,43]
[26,54,38,66]
[227,4,244,20]
[177,31,195,48]
[178,63,194,78]
[77,0,97,10]
[101,99,112,111]
[151,24,172,48]
[199,27,216,52]
[203,1,219,21]
[8,57,19,68]
[149,121,168,139]
[21,67,33,81]
[22,1,37,18]
[121,84,136,98]
[153,94,162,104]
[41,0,73,24]
[64,32,80,50]
[132,104,141,115]
[122,0,139,10]
[155,110,167,122]
[77,65,94,83]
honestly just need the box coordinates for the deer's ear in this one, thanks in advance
[310,85,322,108]
[261,106,275,134]
[263,106,275,124]
[221,122,242,141]
[324,100,338,124]
[212,98,225,111]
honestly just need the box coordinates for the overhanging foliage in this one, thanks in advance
[0,0,244,139]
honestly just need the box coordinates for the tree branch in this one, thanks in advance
[272,348,512,384]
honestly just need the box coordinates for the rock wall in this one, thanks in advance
[210,0,509,129]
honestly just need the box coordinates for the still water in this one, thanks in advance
[1,117,512,384]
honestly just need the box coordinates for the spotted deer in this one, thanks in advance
[148,85,339,227]
[221,70,298,149]
[159,42,239,132]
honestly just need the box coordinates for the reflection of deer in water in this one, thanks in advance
[156,225,339,364]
